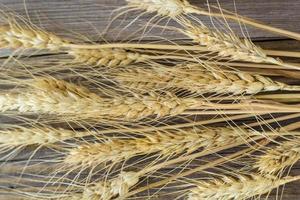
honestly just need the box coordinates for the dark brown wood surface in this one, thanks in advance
[0,0,300,199]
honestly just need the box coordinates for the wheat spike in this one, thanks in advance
[113,64,300,95]
[187,173,299,200]
[0,22,69,50]
[68,48,147,67]
[0,127,93,146]
[0,78,202,120]
[255,139,300,175]
[125,0,196,17]
[64,127,247,168]
[61,171,139,200]
[0,78,102,115]
[181,21,279,64]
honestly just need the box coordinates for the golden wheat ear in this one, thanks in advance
[0,126,94,146]
[125,0,192,18]
[112,64,300,95]
[63,126,249,171]
[125,0,300,40]
[255,138,300,175]
[67,48,148,68]
[0,17,70,50]
[186,173,300,200]
[56,171,139,200]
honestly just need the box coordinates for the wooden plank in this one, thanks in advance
[0,0,299,41]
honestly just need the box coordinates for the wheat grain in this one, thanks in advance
[61,171,139,200]
[64,127,247,168]
[255,139,300,175]
[187,173,299,200]
[0,22,69,50]
[68,48,147,67]
[113,64,300,95]
[0,127,93,146]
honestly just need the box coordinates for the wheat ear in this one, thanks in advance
[0,78,204,120]
[60,171,139,200]
[180,21,281,65]
[255,139,300,175]
[0,78,102,115]
[125,0,196,17]
[125,0,300,40]
[187,174,300,200]
[68,48,148,67]
[0,21,69,50]
[64,126,249,169]
[113,64,300,95]
[0,127,93,146]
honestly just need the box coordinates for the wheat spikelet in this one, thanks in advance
[68,48,147,67]
[0,127,93,146]
[187,173,299,200]
[64,127,247,168]
[255,139,300,175]
[113,64,300,95]
[181,22,279,64]
[61,171,139,200]
[0,22,69,50]
[0,78,202,120]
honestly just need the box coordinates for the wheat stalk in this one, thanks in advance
[187,173,300,200]
[255,139,300,175]
[113,64,300,95]
[0,21,69,50]
[0,126,93,146]
[68,48,149,67]
[64,126,249,169]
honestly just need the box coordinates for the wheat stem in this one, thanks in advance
[65,43,300,58]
